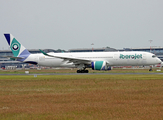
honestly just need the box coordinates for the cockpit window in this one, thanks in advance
[152,55,156,58]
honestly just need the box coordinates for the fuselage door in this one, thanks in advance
[142,53,147,64]
[114,54,119,65]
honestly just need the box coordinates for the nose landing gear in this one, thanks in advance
[149,66,153,71]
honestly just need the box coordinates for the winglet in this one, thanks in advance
[39,49,48,55]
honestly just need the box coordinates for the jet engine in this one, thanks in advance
[91,61,111,70]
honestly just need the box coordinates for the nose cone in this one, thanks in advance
[157,58,162,63]
[161,62,163,66]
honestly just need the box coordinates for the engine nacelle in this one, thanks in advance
[91,61,111,70]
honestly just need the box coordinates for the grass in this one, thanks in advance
[0,74,163,120]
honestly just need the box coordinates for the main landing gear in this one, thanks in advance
[76,64,89,73]
[77,70,89,73]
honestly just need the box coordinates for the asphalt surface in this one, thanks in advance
[0,72,163,76]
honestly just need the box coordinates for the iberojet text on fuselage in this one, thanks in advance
[119,54,142,59]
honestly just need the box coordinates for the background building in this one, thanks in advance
[69,47,117,52]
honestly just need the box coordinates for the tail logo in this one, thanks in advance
[4,34,31,58]
[12,43,19,51]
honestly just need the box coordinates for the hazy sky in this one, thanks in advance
[1,0,163,50]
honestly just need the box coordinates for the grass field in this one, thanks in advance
[0,71,163,119]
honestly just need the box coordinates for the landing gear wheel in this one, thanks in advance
[76,70,89,73]
[85,70,89,73]
[149,66,153,71]
[149,69,153,71]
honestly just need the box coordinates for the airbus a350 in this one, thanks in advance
[4,34,162,73]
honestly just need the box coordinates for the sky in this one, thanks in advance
[1,0,163,50]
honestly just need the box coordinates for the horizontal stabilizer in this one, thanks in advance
[3,56,24,59]
[0,61,21,63]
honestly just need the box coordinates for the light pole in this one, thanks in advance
[149,40,153,53]
[91,43,94,52]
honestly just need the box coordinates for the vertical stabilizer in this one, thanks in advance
[4,34,30,58]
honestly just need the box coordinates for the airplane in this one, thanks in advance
[4,33,162,73]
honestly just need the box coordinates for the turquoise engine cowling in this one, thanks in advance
[91,61,111,70]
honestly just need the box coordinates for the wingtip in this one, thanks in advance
[39,49,48,55]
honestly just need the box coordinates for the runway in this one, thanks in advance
[0,72,163,76]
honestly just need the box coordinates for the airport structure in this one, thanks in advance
[0,47,163,68]
[69,47,118,52]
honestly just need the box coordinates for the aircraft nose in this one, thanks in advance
[161,62,163,66]
[157,58,162,63]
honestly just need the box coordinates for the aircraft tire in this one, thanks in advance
[85,70,89,73]
[76,70,89,73]
[77,70,80,73]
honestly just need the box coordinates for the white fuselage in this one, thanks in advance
[23,51,162,68]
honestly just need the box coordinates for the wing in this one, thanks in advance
[39,49,92,65]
